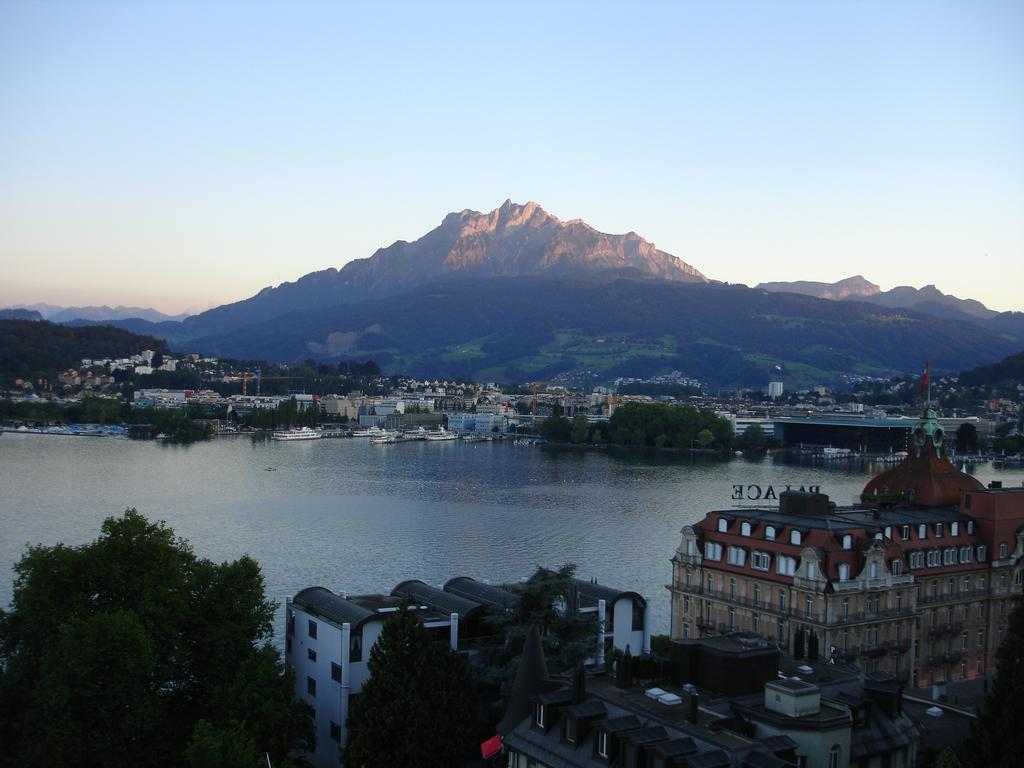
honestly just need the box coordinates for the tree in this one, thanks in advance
[962,600,1024,767]
[539,413,572,443]
[343,606,475,768]
[570,413,590,444]
[955,423,979,454]
[696,428,715,448]
[0,510,313,768]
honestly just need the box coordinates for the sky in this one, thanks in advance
[1,0,1022,314]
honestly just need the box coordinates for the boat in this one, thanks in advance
[271,426,323,441]
[352,426,387,438]
[403,426,428,441]
[461,434,490,443]
[426,427,457,441]
[370,430,401,445]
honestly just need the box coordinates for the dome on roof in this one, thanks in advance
[861,409,983,507]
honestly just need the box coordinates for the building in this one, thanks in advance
[286,571,648,766]
[285,587,461,768]
[768,382,784,399]
[669,409,1024,692]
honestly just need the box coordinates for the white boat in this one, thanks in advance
[370,430,401,445]
[271,427,323,441]
[426,427,457,441]
[403,426,428,441]
[352,426,387,438]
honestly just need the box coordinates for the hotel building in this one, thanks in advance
[669,409,1024,690]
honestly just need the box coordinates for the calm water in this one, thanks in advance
[2,433,1022,639]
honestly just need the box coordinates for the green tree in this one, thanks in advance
[955,423,979,453]
[962,600,1024,767]
[570,413,590,444]
[696,428,715,448]
[343,606,475,768]
[0,510,313,768]
[539,412,572,443]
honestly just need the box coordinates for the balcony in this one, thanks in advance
[926,650,964,667]
[927,622,963,639]
[918,587,989,606]
[862,644,888,659]
[828,605,916,626]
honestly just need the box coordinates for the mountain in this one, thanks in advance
[756,275,881,301]
[184,276,1019,388]
[5,303,189,323]
[177,200,706,339]
[49,305,190,323]
[0,309,43,321]
[758,276,999,320]
[959,351,1024,388]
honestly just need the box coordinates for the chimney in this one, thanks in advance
[688,693,700,724]
[572,663,586,704]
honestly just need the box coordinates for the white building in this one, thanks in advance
[285,588,460,768]
[768,381,785,399]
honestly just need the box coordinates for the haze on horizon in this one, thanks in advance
[1,1,1022,315]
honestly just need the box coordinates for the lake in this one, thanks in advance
[2,432,1022,640]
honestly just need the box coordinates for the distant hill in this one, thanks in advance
[184,276,1018,388]
[171,200,707,340]
[4,303,189,323]
[758,276,1000,320]
[756,275,882,301]
[0,309,43,321]
[959,351,1024,388]
[0,320,169,382]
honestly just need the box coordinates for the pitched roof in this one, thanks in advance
[497,625,549,735]
[292,586,377,629]
[391,579,483,617]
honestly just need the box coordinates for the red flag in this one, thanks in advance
[919,360,930,396]
[481,734,502,759]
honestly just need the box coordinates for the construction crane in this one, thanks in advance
[237,368,303,396]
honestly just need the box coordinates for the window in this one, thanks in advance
[718,518,729,533]
[350,632,363,662]
[741,521,752,537]
[918,524,928,540]
[869,561,878,579]
[705,542,723,561]
[752,551,771,571]
[927,550,941,567]
[805,596,813,618]
[935,523,944,538]
[331,662,342,682]
[730,578,737,599]
[962,631,968,650]
[892,559,903,576]
[790,530,802,546]
[535,703,546,729]
[842,597,850,619]
[951,522,959,536]
[752,612,760,633]
[967,521,975,535]
[765,525,777,541]
[842,534,853,550]
[901,525,911,541]
[896,592,903,610]
[727,546,746,566]
[838,563,850,582]
[683,595,690,614]
[977,545,987,561]
[307,648,317,662]
[999,542,1009,559]
[728,607,735,630]
[683,622,690,639]
[754,584,762,606]
[308,619,317,639]
[597,730,609,758]
[943,548,956,566]
[960,546,972,564]
[777,556,797,576]
[805,561,817,579]
[779,589,787,612]
[884,526,892,540]
[828,745,841,768]
[777,619,786,640]
[307,676,316,697]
